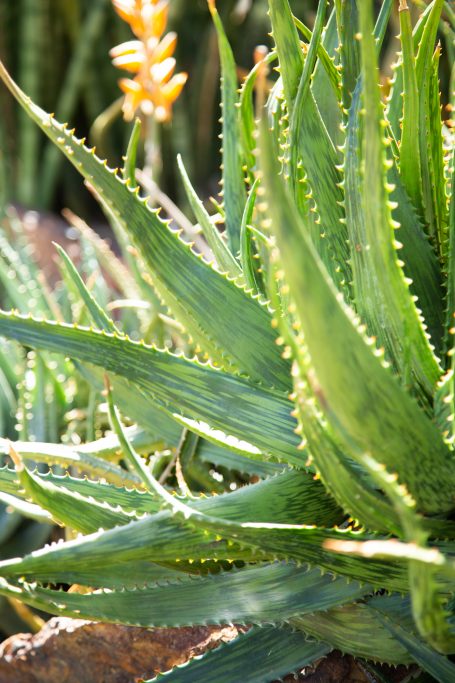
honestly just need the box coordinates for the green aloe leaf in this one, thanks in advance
[291,599,413,665]
[239,180,261,293]
[197,441,285,477]
[148,627,331,683]
[353,0,441,398]
[388,162,444,354]
[238,51,277,183]
[0,313,301,464]
[267,0,303,111]
[415,0,447,255]
[291,371,401,536]
[293,17,340,98]
[0,465,150,515]
[20,473,129,532]
[177,155,242,278]
[327,447,455,654]
[80,360,284,470]
[375,0,393,47]
[398,0,425,221]
[0,562,369,628]
[122,117,141,187]
[433,154,454,441]
[375,610,455,681]
[208,0,246,256]
[307,9,342,150]
[0,438,141,487]
[0,61,290,390]
[0,466,404,590]
[387,2,433,139]
[271,0,350,292]
[446,149,455,341]
[54,242,118,333]
[259,97,454,515]
[8,450,133,534]
[9,466,340,541]
[344,80,444,369]
[74,362,182,448]
[427,44,448,260]
[335,0,360,113]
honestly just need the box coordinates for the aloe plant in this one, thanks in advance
[0,0,454,680]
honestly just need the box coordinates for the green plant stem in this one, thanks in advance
[143,117,162,205]
[17,0,46,206]
[38,0,109,208]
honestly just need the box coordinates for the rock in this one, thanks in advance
[279,651,417,683]
[0,617,240,683]
[280,651,371,682]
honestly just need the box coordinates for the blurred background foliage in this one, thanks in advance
[0,0,279,214]
[4,0,451,219]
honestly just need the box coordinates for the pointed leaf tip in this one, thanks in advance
[8,443,24,472]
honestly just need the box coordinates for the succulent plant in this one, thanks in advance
[0,0,454,680]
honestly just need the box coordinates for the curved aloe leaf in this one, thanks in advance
[335,0,360,113]
[149,627,331,683]
[354,0,441,398]
[415,0,447,255]
[387,3,433,139]
[0,562,370,628]
[239,180,261,293]
[0,466,341,544]
[0,61,290,390]
[0,466,407,591]
[375,610,455,681]
[177,155,241,278]
[291,602,412,665]
[122,118,141,187]
[345,80,444,366]
[0,465,151,515]
[55,243,118,333]
[208,1,246,256]
[398,1,425,221]
[9,451,133,534]
[271,0,350,292]
[0,438,141,487]
[259,62,454,518]
[0,313,301,464]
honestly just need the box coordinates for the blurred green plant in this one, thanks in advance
[0,0,282,213]
[0,0,453,681]
[0,198,173,635]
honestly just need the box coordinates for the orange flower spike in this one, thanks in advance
[118,77,143,97]
[150,57,176,85]
[154,73,188,122]
[151,31,177,62]
[161,72,187,103]
[109,40,143,59]
[111,0,186,121]
[112,52,146,73]
[118,78,147,121]
[110,40,145,72]
[142,0,169,39]
[112,1,140,29]
[113,0,168,39]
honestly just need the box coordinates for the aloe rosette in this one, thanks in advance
[0,0,454,680]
